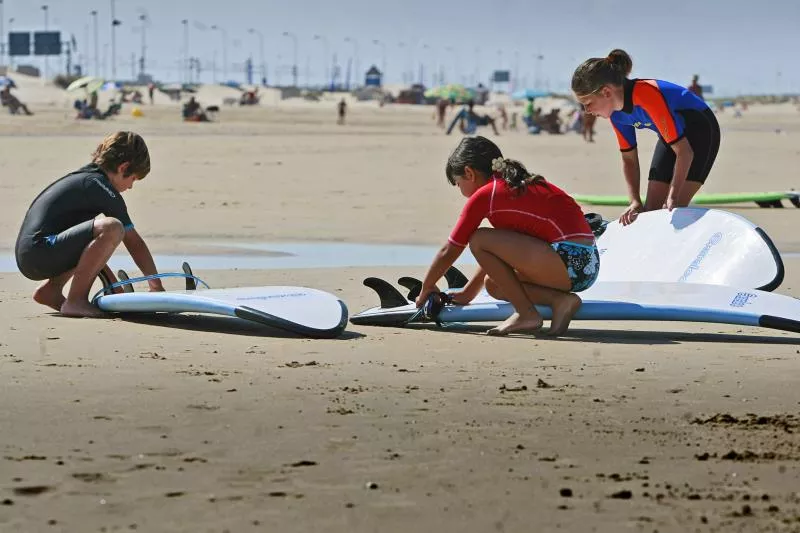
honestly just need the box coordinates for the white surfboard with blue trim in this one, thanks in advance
[351,279,800,334]
[594,208,783,291]
[93,267,348,338]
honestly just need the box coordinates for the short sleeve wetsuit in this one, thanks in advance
[448,178,600,292]
[15,164,133,280]
[610,78,720,184]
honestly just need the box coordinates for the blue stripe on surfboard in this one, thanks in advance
[437,302,763,328]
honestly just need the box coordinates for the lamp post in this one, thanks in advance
[138,13,147,78]
[211,24,228,81]
[181,19,189,84]
[344,36,358,87]
[110,0,117,79]
[372,39,386,81]
[533,53,543,88]
[41,5,49,79]
[90,10,99,75]
[282,31,297,87]
[248,28,265,86]
[313,34,329,88]
[0,0,5,67]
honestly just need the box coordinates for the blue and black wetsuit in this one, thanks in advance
[15,164,133,280]
[610,78,720,184]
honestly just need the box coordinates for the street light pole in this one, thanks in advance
[41,5,49,79]
[344,36,359,87]
[90,10,99,76]
[0,0,5,68]
[138,13,147,78]
[181,19,189,83]
[282,31,297,87]
[248,28,265,86]
[110,0,117,79]
[211,24,227,81]
[313,34,329,88]
[372,39,386,81]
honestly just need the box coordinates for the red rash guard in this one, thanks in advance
[448,178,594,247]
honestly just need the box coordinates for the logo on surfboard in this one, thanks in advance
[679,232,723,282]
[730,292,757,308]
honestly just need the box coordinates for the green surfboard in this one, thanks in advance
[573,192,799,208]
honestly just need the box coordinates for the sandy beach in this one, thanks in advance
[1,86,799,532]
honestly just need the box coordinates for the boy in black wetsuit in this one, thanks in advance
[15,131,164,317]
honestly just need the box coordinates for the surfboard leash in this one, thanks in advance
[91,272,211,304]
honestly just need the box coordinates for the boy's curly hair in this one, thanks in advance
[91,131,150,178]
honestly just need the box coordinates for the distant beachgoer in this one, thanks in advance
[572,49,720,225]
[14,132,163,317]
[183,97,209,122]
[689,75,704,100]
[446,100,500,136]
[148,83,155,105]
[497,103,508,130]
[337,98,347,125]
[1,86,33,115]
[435,98,449,128]
[582,110,596,143]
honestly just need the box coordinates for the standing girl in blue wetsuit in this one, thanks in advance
[572,49,720,225]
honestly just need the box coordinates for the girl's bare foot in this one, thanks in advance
[487,308,544,336]
[548,293,582,336]
[60,299,107,318]
[33,281,66,312]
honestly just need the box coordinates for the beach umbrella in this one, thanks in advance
[424,84,476,103]
[0,76,16,88]
[101,81,122,91]
[511,88,550,100]
[66,76,106,93]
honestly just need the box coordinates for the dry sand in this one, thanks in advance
[0,92,799,533]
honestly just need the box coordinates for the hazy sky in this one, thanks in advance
[1,0,797,96]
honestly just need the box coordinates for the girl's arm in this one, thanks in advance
[450,266,486,305]
[416,242,464,307]
[619,148,643,225]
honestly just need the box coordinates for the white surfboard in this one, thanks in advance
[594,208,783,291]
[351,279,800,334]
[96,286,349,339]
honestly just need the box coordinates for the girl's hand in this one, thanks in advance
[663,194,679,212]
[619,200,643,226]
[448,290,474,306]
[415,286,437,308]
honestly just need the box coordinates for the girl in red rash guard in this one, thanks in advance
[415,136,600,336]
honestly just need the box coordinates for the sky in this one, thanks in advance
[0,0,798,96]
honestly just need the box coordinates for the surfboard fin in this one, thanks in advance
[397,277,422,301]
[363,277,409,309]
[182,262,197,290]
[790,195,800,208]
[444,267,469,289]
[117,270,134,293]
[97,270,113,294]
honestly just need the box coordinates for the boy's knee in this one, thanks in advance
[95,217,125,241]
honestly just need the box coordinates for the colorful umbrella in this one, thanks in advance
[66,76,105,93]
[424,84,476,103]
[511,88,550,100]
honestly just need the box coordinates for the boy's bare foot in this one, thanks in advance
[547,293,582,336]
[487,309,544,336]
[33,281,66,312]
[60,299,107,318]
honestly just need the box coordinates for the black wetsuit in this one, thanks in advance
[15,164,133,280]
